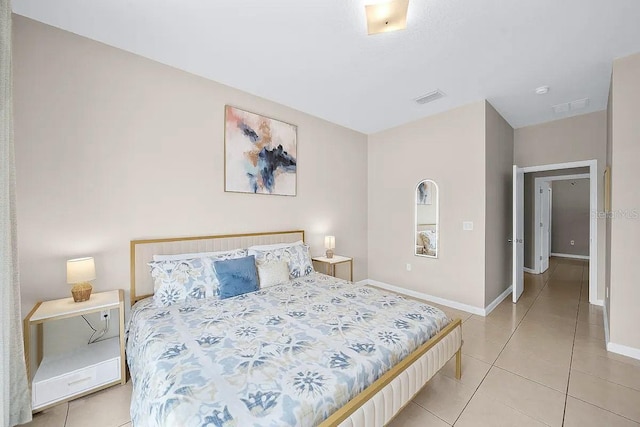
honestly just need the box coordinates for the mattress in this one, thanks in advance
[126,273,450,427]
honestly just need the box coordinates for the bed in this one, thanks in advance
[416,224,437,256]
[127,230,462,427]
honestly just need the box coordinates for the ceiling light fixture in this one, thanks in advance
[365,0,409,35]
[535,86,549,95]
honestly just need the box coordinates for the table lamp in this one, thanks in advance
[324,235,335,259]
[67,257,96,302]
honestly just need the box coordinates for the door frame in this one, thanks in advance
[534,173,590,274]
[522,160,599,306]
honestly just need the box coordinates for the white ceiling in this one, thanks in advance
[12,0,640,133]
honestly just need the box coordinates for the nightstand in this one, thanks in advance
[23,289,126,412]
[312,255,353,282]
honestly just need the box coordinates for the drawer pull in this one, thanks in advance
[68,377,92,386]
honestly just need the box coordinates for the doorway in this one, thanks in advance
[534,173,590,274]
[512,160,598,305]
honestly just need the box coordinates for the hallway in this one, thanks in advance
[390,257,640,426]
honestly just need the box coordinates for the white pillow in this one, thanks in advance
[249,243,314,279]
[257,260,290,288]
[247,240,304,251]
[153,248,247,262]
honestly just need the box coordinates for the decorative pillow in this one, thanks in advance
[149,250,248,306]
[149,258,212,307]
[152,248,247,262]
[419,230,437,251]
[214,255,259,299]
[257,260,290,288]
[248,242,314,279]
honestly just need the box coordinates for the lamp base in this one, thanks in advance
[325,249,334,259]
[71,282,93,302]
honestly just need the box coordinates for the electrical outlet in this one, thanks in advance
[101,309,110,320]
[406,263,412,272]
[570,240,575,246]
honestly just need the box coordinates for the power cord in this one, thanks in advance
[81,313,110,344]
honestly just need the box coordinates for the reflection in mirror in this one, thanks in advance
[415,180,439,258]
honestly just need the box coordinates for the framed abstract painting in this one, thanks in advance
[416,180,433,205]
[224,105,297,196]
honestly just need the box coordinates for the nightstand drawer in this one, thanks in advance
[32,357,120,408]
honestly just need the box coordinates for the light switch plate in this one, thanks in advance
[463,221,473,231]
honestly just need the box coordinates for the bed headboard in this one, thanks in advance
[417,223,437,232]
[130,230,305,306]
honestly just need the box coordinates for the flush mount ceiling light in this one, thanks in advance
[365,0,410,35]
[535,86,550,95]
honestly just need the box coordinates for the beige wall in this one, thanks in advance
[515,111,607,300]
[552,179,590,256]
[368,102,487,309]
[484,102,514,306]
[13,16,369,317]
[609,53,640,351]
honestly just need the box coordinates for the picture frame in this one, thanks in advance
[224,105,297,196]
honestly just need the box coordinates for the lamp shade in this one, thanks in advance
[324,236,336,250]
[67,257,96,284]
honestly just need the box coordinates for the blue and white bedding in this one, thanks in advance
[126,273,450,427]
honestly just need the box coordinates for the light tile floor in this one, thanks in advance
[22,258,640,427]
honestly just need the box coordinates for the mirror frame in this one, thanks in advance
[415,179,439,259]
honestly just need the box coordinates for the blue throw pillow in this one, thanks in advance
[214,255,259,299]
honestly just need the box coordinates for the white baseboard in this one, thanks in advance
[603,302,610,346]
[607,342,640,361]
[366,279,485,316]
[359,279,512,317]
[550,252,590,260]
[523,267,537,274]
[602,303,640,360]
[484,286,513,316]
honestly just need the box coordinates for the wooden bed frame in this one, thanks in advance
[130,229,462,427]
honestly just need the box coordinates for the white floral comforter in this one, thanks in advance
[126,273,449,427]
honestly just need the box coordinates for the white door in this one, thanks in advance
[513,166,524,303]
[539,181,551,273]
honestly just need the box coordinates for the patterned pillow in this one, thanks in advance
[256,260,290,288]
[419,230,437,251]
[249,242,314,279]
[149,249,248,306]
[149,258,213,307]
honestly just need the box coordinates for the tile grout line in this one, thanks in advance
[450,261,560,426]
[568,395,640,424]
[561,262,586,427]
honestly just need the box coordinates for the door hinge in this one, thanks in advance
[540,222,543,227]
[539,188,543,194]
[540,256,543,260]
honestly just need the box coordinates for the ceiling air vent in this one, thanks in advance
[552,97,590,114]
[414,90,445,105]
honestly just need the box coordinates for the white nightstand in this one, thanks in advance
[23,290,126,412]
[312,255,353,282]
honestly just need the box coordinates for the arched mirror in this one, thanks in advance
[415,179,439,258]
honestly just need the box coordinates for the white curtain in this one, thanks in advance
[1,0,32,425]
